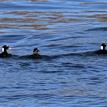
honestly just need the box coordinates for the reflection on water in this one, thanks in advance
[0,0,107,107]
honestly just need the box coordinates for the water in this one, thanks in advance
[0,0,107,106]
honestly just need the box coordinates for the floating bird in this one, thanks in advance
[96,43,107,55]
[22,48,41,59]
[32,48,41,58]
[0,45,12,58]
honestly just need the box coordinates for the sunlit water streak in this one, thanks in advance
[0,0,107,106]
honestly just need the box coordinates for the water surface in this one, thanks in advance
[0,0,107,106]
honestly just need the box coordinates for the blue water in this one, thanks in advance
[0,0,107,106]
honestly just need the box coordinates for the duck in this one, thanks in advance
[32,48,41,58]
[23,48,41,59]
[96,43,107,55]
[0,45,12,58]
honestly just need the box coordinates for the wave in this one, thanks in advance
[86,27,107,31]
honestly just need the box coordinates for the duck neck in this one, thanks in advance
[33,52,38,55]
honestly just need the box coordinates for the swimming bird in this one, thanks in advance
[96,43,107,55]
[0,45,12,58]
[32,48,41,58]
[23,48,41,59]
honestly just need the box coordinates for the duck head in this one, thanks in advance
[101,43,106,51]
[2,45,9,53]
[33,48,40,55]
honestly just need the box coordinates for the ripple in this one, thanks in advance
[0,0,107,106]
[86,27,107,31]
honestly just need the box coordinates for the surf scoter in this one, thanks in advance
[96,43,107,55]
[32,48,41,58]
[24,48,41,59]
[0,45,12,58]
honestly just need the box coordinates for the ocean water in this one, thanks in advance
[0,0,107,107]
